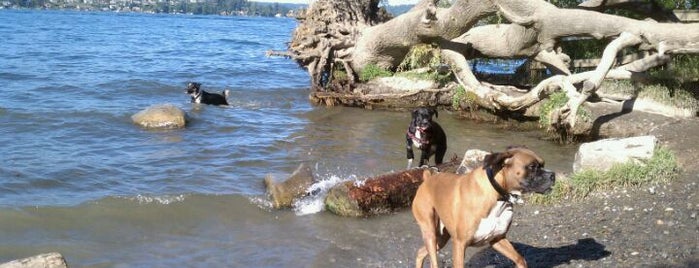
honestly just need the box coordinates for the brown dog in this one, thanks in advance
[411,147,555,268]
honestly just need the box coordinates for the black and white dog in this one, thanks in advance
[406,107,447,168]
[185,82,229,106]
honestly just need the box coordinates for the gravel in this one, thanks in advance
[439,117,699,267]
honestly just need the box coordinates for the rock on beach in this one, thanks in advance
[573,135,657,173]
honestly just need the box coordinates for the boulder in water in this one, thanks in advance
[131,103,187,129]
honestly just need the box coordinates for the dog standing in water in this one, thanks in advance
[184,82,229,106]
[406,107,447,168]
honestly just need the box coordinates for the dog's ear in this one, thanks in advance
[193,82,201,89]
[412,109,419,119]
[483,151,515,171]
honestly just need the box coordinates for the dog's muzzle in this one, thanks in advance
[523,169,556,194]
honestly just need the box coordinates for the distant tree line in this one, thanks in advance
[3,0,307,17]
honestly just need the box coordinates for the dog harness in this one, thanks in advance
[407,128,429,148]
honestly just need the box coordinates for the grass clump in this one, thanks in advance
[638,84,699,111]
[452,85,477,110]
[600,79,698,113]
[538,91,569,127]
[359,64,393,82]
[538,91,591,130]
[530,147,680,204]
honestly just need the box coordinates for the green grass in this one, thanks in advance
[638,84,699,111]
[359,64,393,82]
[530,147,680,204]
[600,79,699,111]
[451,85,478,110]
[538,91,591,131]
[539,91,569,128]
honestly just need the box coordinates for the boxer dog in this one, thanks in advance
[406,107,447,168]
[185,82,229,106]
[411,146,555,268]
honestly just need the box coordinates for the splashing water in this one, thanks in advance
[292,174,357,216]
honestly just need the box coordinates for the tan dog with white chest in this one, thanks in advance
[411,146,556,268]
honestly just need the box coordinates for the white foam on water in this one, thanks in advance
[249,195,274,212]
[292,174,356,216]
[128,194,187,205]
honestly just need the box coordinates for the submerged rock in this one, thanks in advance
[131,103,187,129]
[0,252,68,268]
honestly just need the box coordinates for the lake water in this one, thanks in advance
[0,10,578,267]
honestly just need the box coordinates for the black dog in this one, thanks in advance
[185,82,229,106]
[406,107,447,168]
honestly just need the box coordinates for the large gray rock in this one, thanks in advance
[573,135,657,173]
[0,252,68,268]
[131,103,187,129]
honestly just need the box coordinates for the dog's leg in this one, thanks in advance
[406,135,415,169]
[434,144,446,165]
[414,246,428,268]
[412,191,442,268]
[419,147,432,167]
[491,238,527,268]
[452,238,468,268]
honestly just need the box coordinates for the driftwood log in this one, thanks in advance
[324,160,461,217]
[325,150,491,217]
[263,150,492,217]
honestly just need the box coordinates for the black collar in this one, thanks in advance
[486,167,511,201]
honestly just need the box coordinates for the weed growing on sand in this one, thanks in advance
[531,147,680,204]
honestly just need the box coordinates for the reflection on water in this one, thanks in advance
[296,106,576,176]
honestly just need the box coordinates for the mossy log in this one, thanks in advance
[324,159,460,217]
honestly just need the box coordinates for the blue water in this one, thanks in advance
[0,10,578,267]
[0,10,310,207]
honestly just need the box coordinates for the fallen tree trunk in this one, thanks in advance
[324,159,461,217]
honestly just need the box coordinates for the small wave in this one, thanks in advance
[248,195,274,212]
[124,194,187,205]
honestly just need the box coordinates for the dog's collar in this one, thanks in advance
[486,167,513,202]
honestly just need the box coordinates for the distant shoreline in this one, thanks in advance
[0,1,308,18]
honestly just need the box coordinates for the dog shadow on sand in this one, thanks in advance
[467,238,611,267]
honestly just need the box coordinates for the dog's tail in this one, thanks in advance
[222,89,230,98]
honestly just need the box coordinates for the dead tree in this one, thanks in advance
[281,0,699,134]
